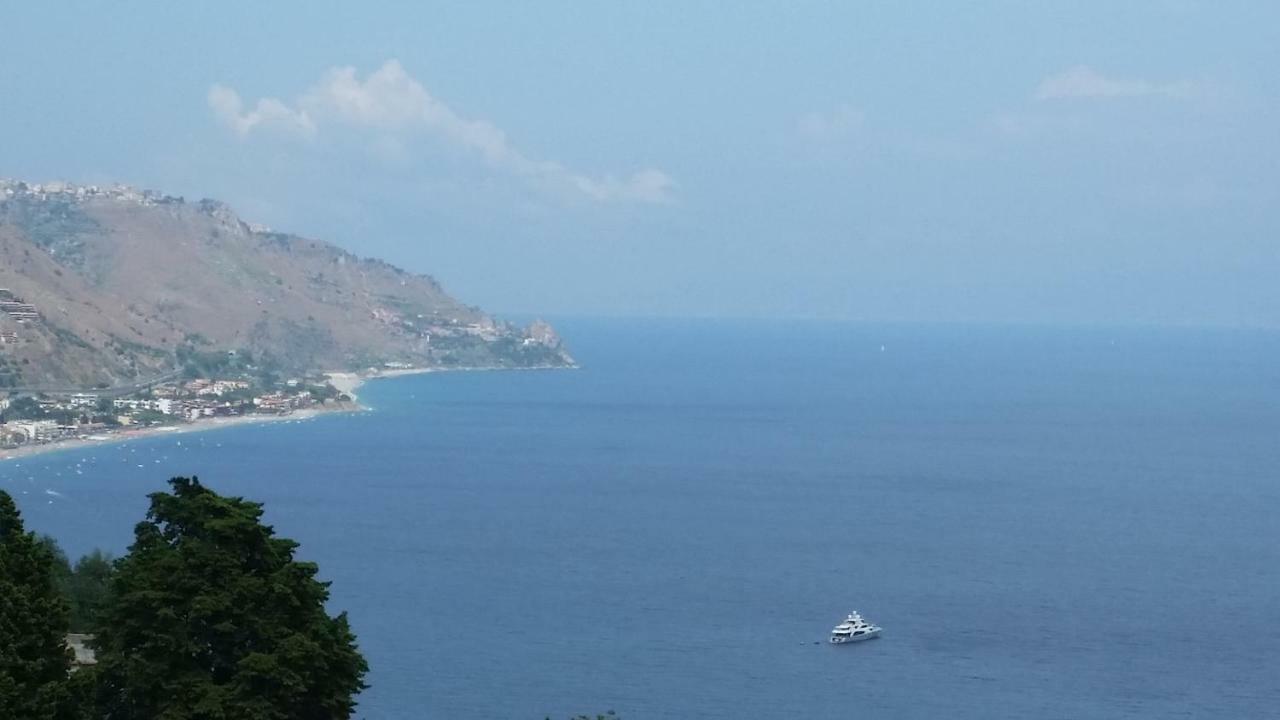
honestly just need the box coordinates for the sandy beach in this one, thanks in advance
[324,364,569,404]
[324,367,437,404]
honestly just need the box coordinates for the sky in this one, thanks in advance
[1,2,1277,325]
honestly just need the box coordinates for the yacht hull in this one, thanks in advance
[830,629,881,644]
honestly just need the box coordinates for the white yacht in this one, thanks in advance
[829,611,881,644]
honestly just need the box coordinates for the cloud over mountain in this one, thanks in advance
[209,60,673,204]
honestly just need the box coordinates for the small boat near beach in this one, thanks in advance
[830,611,881,644]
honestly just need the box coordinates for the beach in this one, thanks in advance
[0,367,413,465]
[2,366,440,465]
[0,402,360,465]
[2,364,570,466]
[324,367,437,403]
[325,364,572,404]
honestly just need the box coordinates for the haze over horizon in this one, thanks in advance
[2,2,1276,326]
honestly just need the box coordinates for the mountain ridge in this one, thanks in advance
[0,178,573,389]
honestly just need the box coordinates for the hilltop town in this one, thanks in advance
[1,177,188,207]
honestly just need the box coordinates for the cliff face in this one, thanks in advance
[0,179,573,389]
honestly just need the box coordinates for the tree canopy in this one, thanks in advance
[91,477,368,719]
[37,537,114,635]
[0,491,73,719]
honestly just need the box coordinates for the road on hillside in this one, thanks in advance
[2,369,183,398]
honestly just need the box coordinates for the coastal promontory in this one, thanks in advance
[0,178,573,390]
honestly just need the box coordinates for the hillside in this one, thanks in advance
[0,179,573,389]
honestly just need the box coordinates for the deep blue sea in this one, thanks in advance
[5,320,1280,719]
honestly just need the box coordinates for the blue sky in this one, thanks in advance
[1,2,1276,325]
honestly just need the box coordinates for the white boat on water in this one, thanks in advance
[830,611,881,644]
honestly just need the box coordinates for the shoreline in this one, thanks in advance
[325,363,576,404]
[1,363,574,465]
[0,403,362,465]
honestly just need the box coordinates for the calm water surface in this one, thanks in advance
[6,320,1280,718]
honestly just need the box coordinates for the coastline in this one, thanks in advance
[325,363,576,404]
[2,363,574,465]
[0,403,361,465]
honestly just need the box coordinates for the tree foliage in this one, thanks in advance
[38,533,73,585]
[0,491,73,719]
[37,537,115,634]
[91,477,368,719]
[69,551,115,634]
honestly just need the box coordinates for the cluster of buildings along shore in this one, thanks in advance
[0,376,348,449]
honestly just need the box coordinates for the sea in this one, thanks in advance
[4,319,1280,719]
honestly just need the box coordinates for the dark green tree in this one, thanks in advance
[0,492,73,719]
[67,550,115,634]
[37,533,73,587]
[35,537,114,633]
[92,477,367,719]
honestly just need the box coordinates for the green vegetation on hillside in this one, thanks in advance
[0,356,22,388]
[176,340,266,380]
[0,192,99,268]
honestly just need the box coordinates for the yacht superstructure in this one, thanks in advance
[830,611,881,644]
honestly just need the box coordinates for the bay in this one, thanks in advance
[5,319,1280,718]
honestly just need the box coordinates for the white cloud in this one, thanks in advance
[797,104,865,140]
[208,60,672,204]
[207,84,315,138]
[1034,65,1195,101]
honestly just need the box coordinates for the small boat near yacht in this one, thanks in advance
[830,611,881,644]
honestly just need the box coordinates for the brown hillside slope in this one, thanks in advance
[0,180,572,389]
